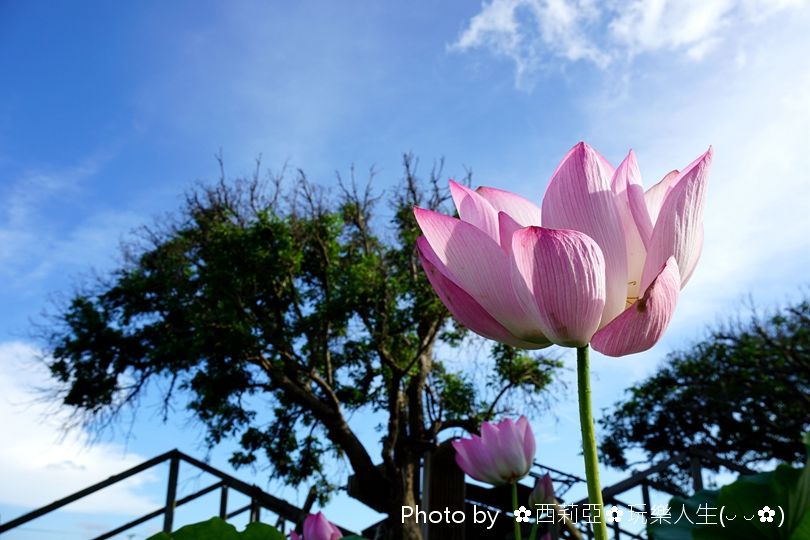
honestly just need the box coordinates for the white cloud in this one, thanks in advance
[0,152,146,293]
[608,0,736,55]
[451,0,609,87]
[0,162,92,272]
[445,0,810,498]
[580,8,810,336]
[452,0,807,85]
[453,0,810,327]
[0,341,160,514]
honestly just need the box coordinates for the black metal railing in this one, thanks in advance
[457,448,755,540]
[0,449,322,539]
[528,461,587,501]
[561,449,755,540]
[0,446,757,540]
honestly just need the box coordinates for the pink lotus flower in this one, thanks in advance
[528,473,555,507]
[414,142,711,356]
[452,416,536,485]
[290,512,342,540]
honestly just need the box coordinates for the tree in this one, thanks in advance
[42,156,561,540]
[599,295,810,492]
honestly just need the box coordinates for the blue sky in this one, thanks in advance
[2,0,810,538]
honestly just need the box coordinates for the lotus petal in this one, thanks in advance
[541,142,628,325]
[641,148,712,291]
[497,211,523,252]
[644,169,679,228]
[592,257,680,356]
[414,207,549,343]
[303,512,343,540]
[476,186,542,226]
[417,237,547,348]
[510,227,606,347]
[449,180,499,243]
[612,150,648,302]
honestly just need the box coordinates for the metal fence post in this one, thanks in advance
[219,486,229,520]
[163,454,180,533]
[641,483,651,513]
[249,498,260,523]
[612,518,621,539]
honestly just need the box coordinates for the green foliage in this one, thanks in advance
[147,518,285,540]
[490,343,561,398]
[600,297,810,490]
[146,516,371,539]
[648,433,810,540]
[41,158,562,507]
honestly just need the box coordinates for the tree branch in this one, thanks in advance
[252,354,385,489]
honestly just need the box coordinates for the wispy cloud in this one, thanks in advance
[450,0,610,86]
[450,0,810,329]
[584,20,810,328]
[609,0,736,58]
[441,0,810,502]
[0,341,159,514]
[0,160,94,271]
[451,0,807,86]
[0,151,145,295]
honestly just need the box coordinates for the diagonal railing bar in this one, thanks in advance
[448,448,758,539]
[560,454,689,540]
[92,480,225,540]
[569,453,688,508]
[227,503,252,520]
[174,450,306,524]
[688,449,755,476]
[0,450,176,534]
[530,462,586,500]
[562,449,760,539]
[1,445,760,539]
[606,496,635,512]
[0,449,324,538]
[531,462,586,483]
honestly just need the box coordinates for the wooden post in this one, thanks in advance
[641,483,651,514]
[249,498,260,523]
[219,486,229,520]
[163,455,180,533]
[422,444,465,540]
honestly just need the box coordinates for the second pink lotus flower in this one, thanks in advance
[452,416,536,485]
[290,512,343,540]
[414,142,712,356]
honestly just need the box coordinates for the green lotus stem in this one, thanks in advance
[529,521,539,540]
[512,481,523,540]
[577,345,608,540]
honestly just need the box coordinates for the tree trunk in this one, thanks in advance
[346,451,423,539]
[389,453,423,540]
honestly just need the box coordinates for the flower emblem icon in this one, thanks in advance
[514,506,532,523]
[607,505,624,523]
[758,506,776,523]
